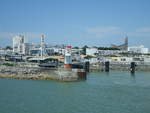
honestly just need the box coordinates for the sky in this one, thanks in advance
[0,0,150,48]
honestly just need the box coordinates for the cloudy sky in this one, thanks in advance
[0,0,150,48]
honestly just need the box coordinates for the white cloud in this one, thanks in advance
[0,32,14,38]
[0,32,42,39]
[87,26,124,37]
[86,26,150,38]
[136,27,150,33]
[128,27,150,37]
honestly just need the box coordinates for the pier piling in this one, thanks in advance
[105,61,110,72]
[84,61,90,72]
[130,62,136,74]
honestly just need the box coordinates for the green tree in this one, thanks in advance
[73,46,79,49]
[81,45,89,55]
[6,46,12,50]
[98,47,120,50]
[84,55,94,59]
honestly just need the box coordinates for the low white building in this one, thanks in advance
[23,43,34,55]
[0,49,13,55]
[144,56,150,64]
[86,48,125,56]
[98,50,122,56]
[0,50,6,55]
[108,56,133,64]
[128,45,149,54]
[86,48,98,56]
[53,47,65,55]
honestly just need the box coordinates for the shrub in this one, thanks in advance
[3,63,14,66]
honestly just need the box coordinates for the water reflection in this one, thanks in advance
[130,72,136,83]
[106,72,109,76]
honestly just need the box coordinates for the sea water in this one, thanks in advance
[0,70,150,113]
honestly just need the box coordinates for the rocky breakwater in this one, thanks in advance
[0,62,86,81]
[0,62,60,80]
[0,66,57,80]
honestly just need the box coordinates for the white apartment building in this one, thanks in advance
[86,48,98,56]
[98,50,122,56]
[86,48,124,56]
[13,35,25,54]
[128,45,149,54]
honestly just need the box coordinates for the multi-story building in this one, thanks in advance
[98,50,123,56]
[23,43,34,55]
[86,48,124,56]
[13,35,37,55]
[128,45,149,54]
[86,48,98,56]
[13,35,25,54]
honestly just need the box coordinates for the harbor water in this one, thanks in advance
[0,70,150,113]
